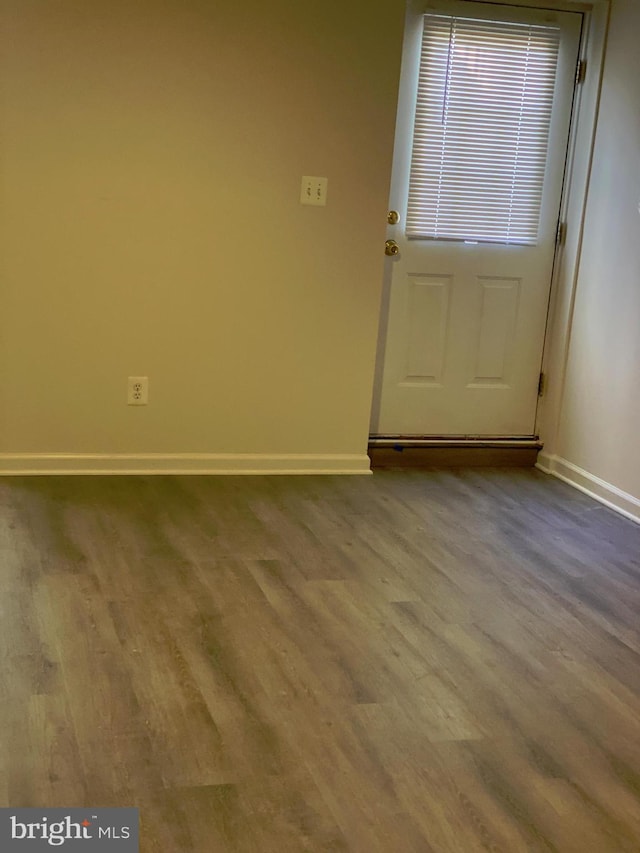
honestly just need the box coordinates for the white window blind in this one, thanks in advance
[406,14,561,245]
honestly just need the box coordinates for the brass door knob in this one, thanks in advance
[387,210,400,225]
[385,239,400,256]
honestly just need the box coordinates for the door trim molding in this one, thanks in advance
[534,0,611,452]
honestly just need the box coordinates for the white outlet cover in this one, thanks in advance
[300,176,328,206]
[127,376,149,406]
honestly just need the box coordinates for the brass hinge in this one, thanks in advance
[576,59,587,85]
[556,220,567,246]
[538,372,546,397]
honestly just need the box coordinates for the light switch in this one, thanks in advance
[300,176,328,206]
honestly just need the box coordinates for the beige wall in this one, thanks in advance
[0,0,404,470]
[548,0,640,506]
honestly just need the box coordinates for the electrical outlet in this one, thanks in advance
[300,176,328,206]
[127,376,148,405]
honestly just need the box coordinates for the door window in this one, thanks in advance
[406,14,561,245]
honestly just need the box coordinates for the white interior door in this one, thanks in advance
[372,0,582,436]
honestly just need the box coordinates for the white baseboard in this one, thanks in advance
[0,453,372,476]
[536,452,640,525]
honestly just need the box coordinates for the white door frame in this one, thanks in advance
[371,0,611,443]
[533,0,611,462]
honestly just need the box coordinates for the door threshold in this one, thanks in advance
[368,436,542,469]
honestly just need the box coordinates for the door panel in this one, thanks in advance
[470,277,521,387]
[372,0,583,436]
[405,274,451,383]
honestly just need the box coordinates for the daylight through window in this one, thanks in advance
[406,14,561,245]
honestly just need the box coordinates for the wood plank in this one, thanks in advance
[369,446,540,468]
[0,470,638,851]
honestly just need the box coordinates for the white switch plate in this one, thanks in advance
[300,176,328,206]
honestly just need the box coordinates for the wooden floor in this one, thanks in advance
[1,470,639,852]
